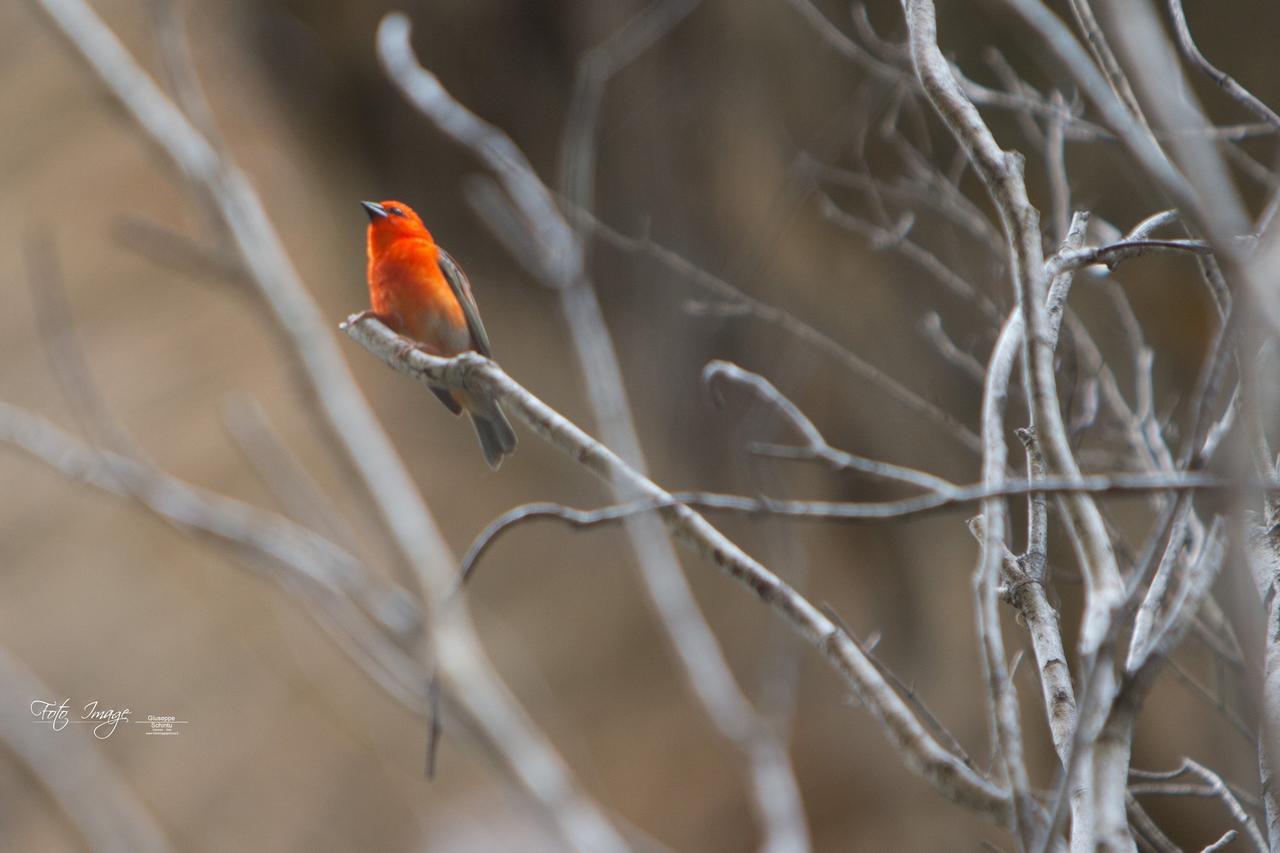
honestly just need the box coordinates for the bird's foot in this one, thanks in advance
[342,309,378,331]
[394,338,426,361]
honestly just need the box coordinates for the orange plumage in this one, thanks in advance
[362,199,516,469]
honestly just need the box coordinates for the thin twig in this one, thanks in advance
[1201,829,1237,853]
[1131,758,1267,852]
[455,473,1242,585]
[1125,793,1180,853]
[921,313,987,383]
[972,308,1037,846]
[1064,0,1149,130]
[705,361,955,493]
[1046,238,1213,277]
[1166,0,1280,130]
[575,206,985,453]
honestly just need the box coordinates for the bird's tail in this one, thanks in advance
[469,399,517,470]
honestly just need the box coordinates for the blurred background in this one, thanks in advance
[1,0,1277,849]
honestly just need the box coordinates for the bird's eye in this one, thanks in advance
[389,207,405,217]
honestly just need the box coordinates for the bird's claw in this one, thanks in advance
[394,339,424,360]
[342,309,378,331]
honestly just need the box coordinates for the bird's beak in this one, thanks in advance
[361,201,388,221]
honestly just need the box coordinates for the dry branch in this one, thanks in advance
[376,12,810,849]
[342,312,1014,822]
[28,1,628,848]
[0,645,173,853]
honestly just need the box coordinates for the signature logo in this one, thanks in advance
[31,699,186,739]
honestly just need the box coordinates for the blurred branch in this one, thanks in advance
[557,13,812,848]
[144,0,224,151]
[0,400,428,710]
[0,646,173,853]
[811,153,1006,260]
[342,312,1015,823]
[996,0,1198,218]
[560,0,700,235]
[1107,0,1250,246]
[575,206,984,453]
[1063,0,1148,131]
[28,1,628,849]
[378,11,811,850]
[785,0,1098,133]
[219,396,390,603]
[817,194,1003,324]
[376,16,578,289]
[1045,92,1071,243]
[23,233,150,463]
[110,215,246,286]
[1124,794,1178,853]
[25,226,427,686]
[920,313,987,383]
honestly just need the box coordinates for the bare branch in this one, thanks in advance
[576,206,985,452]
[905,0,1124,659]
[110,215,245,286]
[1131,758,1267,852]
[342,312,1014,823]
[704,361,955,493]
[27,1,629,847]
[560,0,701,235]
[786,0,1098,132]
[1045,92,1071,243]
[921,313,987,383]
[1046,238,1213,277]
[0,400,429,710]
[379,12,811,848]
[0,646,173,853]
[812,153,1005,260]
[1201,829,1238,852]
[1063,0,1149,130]
[818,194,1004,324]
[376,15,579,289]
[1125,793,1179,853]
[974,310,1037,845]
[450,470,1238,576]
[1166,0,1280,130]
[996,0,1200,218]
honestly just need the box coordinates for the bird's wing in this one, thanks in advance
[437,247,493,357]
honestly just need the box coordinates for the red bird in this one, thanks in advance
[362,199,516,469]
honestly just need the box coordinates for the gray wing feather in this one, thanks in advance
[437,248,493,357]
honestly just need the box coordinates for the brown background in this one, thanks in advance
[1,0,1276,850]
